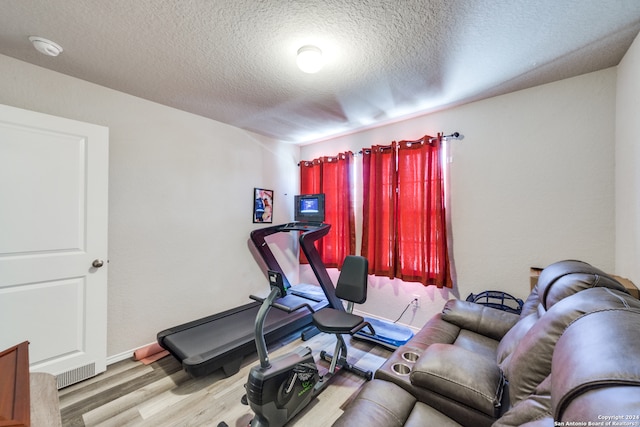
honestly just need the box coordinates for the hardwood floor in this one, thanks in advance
[58,331,392,427]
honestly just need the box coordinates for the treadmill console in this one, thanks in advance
[281,221,325,231]
[268,270,288,297]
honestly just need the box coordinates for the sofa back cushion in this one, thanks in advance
[535,260,626,311]
[552,308,640,422]
[442,299,519,341]
[503,287,640,406]
[495,312,537,367]
[497,260,627,369]
[543,271,626,309]
[519,260,596,318]
[518,286,540,318]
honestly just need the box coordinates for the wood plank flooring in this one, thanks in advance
[58,331,391,427]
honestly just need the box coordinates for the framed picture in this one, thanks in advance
[253,188,273,223]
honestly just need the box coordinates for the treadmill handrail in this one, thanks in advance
[250,222,343,311]
[255,286,281,369]
[298,225,343,311]
[249,293,316,314]
[272,301,315,314]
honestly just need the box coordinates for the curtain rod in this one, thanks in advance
[429,132,462,142]
[299,132,464,163]
[360,132,464,154]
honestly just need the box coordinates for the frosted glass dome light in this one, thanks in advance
[296,45,323,74]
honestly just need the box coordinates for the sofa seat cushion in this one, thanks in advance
[404,401,464,427]
[410,343,505,418]
[452,328,499,360]
[332,379,462,427]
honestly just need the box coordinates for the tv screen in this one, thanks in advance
[294,194,325,223]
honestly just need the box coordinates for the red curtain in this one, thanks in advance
[299,152,355,268]
[322,153,356,267]
[300,158,322,195]
[362,136,452,288]
[361,144,397,277]
[299,159,322,265]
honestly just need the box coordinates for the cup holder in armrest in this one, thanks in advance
[402,351,419,363]
[392,363,411,376]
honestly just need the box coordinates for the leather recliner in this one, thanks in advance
[334,300,640,426]
[341,260,636,426]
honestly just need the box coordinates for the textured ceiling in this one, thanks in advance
[1,1,639,143]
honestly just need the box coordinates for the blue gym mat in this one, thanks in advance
[355,317,414,350]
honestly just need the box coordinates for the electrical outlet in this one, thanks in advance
[411,294,420,308]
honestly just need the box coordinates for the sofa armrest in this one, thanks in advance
[442,299,520,340]
[410,343,505,418]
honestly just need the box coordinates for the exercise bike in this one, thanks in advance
[245,262,374,427]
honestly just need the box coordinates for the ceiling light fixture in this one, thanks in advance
[296,45,323,74]
[29,36,63,57]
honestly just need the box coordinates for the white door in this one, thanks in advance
[0,104,108,388]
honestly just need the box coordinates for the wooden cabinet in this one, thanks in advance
[0,341,30,427]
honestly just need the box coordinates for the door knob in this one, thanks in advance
[92,259,104,268]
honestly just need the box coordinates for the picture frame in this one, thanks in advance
[253,188,273,223]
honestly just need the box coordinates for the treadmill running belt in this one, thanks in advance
[158,295,326,377]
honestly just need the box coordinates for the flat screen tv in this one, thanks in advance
[294,193,325,223]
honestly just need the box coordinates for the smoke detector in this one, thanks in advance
[29,36,63,57]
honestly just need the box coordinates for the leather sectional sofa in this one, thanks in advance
[333,260,640,426]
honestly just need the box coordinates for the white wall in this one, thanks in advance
[615,33,640,286]
[0,54,301,358]
[0,50,625,353]
[301,68,617,327]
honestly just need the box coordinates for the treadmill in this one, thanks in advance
[157,224,331,378]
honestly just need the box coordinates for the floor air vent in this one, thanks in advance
[56,362,96,389]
